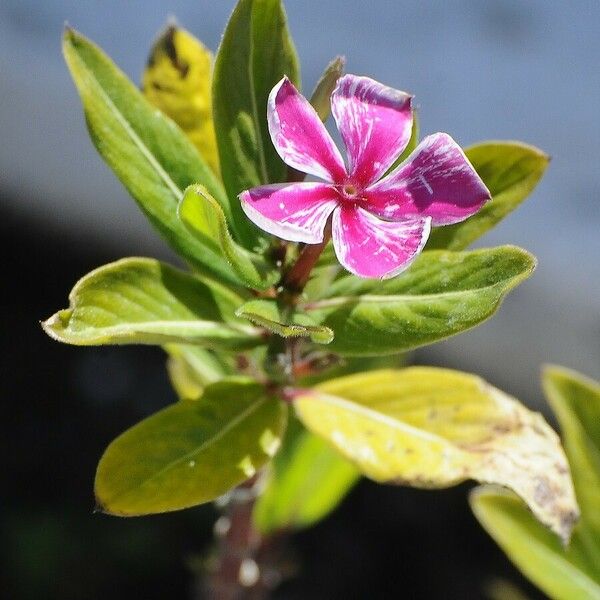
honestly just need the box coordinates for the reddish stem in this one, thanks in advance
[281,233,330,295]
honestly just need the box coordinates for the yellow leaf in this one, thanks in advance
[294,367,579,542]
[143,24,220,176]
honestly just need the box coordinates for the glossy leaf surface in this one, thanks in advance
[95,379,287,515]
[303,246,536,356]
[179,185,279,290]
[213,0,300,248]
[294,367,578,541]
[42,258,260,350]
[63,29,236,283]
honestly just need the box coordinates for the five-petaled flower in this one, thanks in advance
[240,75,491,279]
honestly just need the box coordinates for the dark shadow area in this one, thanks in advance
[1,201,543,599]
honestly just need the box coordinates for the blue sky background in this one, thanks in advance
[1,0,598,403]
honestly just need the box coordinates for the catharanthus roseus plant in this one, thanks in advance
[240,76,490,278]
[42,0,579,597]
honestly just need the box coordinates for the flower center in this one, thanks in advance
[341,183,360,201]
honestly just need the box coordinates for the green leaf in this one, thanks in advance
[42,258,261,350]
[309,56,345,122]
[62,29,238,284]
[543,367,600,561]
[213,0,300,248]
[95,378,287,515]
[302,246,536,356]
[471,368,600,599]
[294,368,578,542]
[236,299,334,344]
[471,488,600,600]
[179,185,280,290]
[165,344,229,400]
[427,141,549,250]
[254,418,359,534]
[143,24,220,176]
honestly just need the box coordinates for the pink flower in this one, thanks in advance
[240,75,490,279]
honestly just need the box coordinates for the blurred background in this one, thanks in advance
[1,0,598,598]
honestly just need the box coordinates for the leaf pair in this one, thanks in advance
[472,367,600,599]
[42,245,536,356]
[94,365,578,549]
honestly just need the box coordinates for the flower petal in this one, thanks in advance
[331,205,431,279]
[268,77,347,182]
[331,74,413,185]
[240,183,338,244]
[366,133,491,225]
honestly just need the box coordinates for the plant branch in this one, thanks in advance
[280,232,330,296]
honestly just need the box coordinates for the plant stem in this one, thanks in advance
[202,224,329,598]
[202,488,287,600]
[281,233,330,295]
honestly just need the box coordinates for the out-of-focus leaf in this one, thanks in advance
[427,142,549,250]
[543,366,600,547]
[179,185,280,290]
[143,24,220,175]
[95,379,287,515]
[236,299,333,344]
[471,367,600,599]
[471,488,600,600]
[62,29,237,283]
[294,367,578,541]
[302,246,535,356]
[309,56,345,122]
[42,258,261,350]
[254,418,359,534]
[213,0,300,249]
[165,344,228,400]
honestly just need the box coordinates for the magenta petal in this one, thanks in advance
[268,77,347,182]
[366,133,491,226]
[331,205,431,279]
[331,74,413,185]
[240,183,338,244]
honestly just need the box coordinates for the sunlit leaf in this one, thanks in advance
[254,418,358,534]
[95,379,287,515]
[236,299,334,344]
[179,185,280,290]
[62,29,238,283]
[213,0,300,248]
[302,246,535,356]
[42,258,261,350]
[471,488,600,600]
[472,368,600,599]
[427,141,549,250]
[143,24,220,176]
[294,367,578,541]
